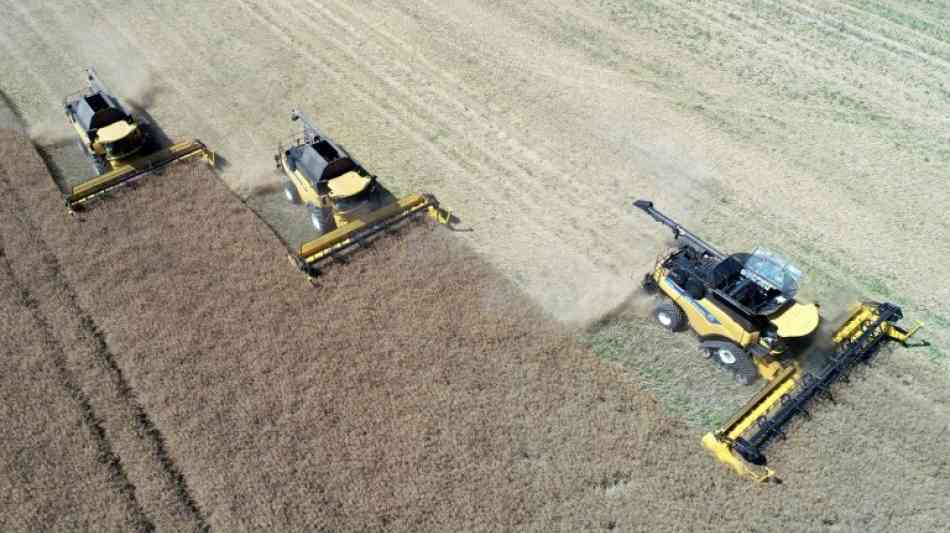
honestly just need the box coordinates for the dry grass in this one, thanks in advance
[2,130,948,532]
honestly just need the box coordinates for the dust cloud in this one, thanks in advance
[545,268,652,327]
[28,117,72,147]
[510,237,665,328]
[230,154,283,199]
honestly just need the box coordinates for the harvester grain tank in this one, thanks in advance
[61,68,213,209]
[276,109,451,275]
[634,199,922,482]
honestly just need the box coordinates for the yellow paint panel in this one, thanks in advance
[327,171,371,198]
[67,140,212,206]
[770,302,820,338]
[97,121,137,143]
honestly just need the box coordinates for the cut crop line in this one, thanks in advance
[0,165,211,532]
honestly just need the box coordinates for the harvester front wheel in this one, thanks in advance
[709,343,758,385]
[654,300,685,332]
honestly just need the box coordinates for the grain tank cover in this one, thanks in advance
[72,91,129,132]
[290,139,357,185]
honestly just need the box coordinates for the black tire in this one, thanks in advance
[641,273,659,294]
[654,300,685,332]
[708,343,758,385]
[283,181,301,205]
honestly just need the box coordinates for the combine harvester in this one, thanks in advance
[276,109,450,275]
[634,200,921,482]
[61,68,213,210]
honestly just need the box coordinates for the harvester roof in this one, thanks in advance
[71,91,130,132]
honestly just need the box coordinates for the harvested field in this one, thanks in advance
[2,130,949,531]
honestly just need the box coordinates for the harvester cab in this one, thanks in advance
[634,199,922,482]
[61,67,213,210]
[65,69,146,169]
[277,109,380,233]
[276,108,452,276]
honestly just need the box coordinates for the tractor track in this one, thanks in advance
[0,134,210,533]
[0,208,155,533]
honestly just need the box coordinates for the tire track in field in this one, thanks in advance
[0,140,210,532]
[794,0,950,67]
[650,0,921,116]
[0,190,156,533]
[836,0,950,59]
[659,0,950,133]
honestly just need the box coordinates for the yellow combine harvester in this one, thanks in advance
[634,200,921,482]
[62,68,213,210]
[276,109,450,275]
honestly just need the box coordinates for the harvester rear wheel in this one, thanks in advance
[710,343,758,385]
[654,300,685,332]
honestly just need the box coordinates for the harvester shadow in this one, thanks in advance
[33,138,79,196]
[247,181,284,197]
[211,153,231,172]
[377,185,471,232]
[127,104,174,150]
[902,339,931,349]
[443,214,472,232]
[375,183,468,228]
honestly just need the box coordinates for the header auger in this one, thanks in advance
[634,199,922,482]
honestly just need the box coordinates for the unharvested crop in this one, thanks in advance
[2,131,948,531]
